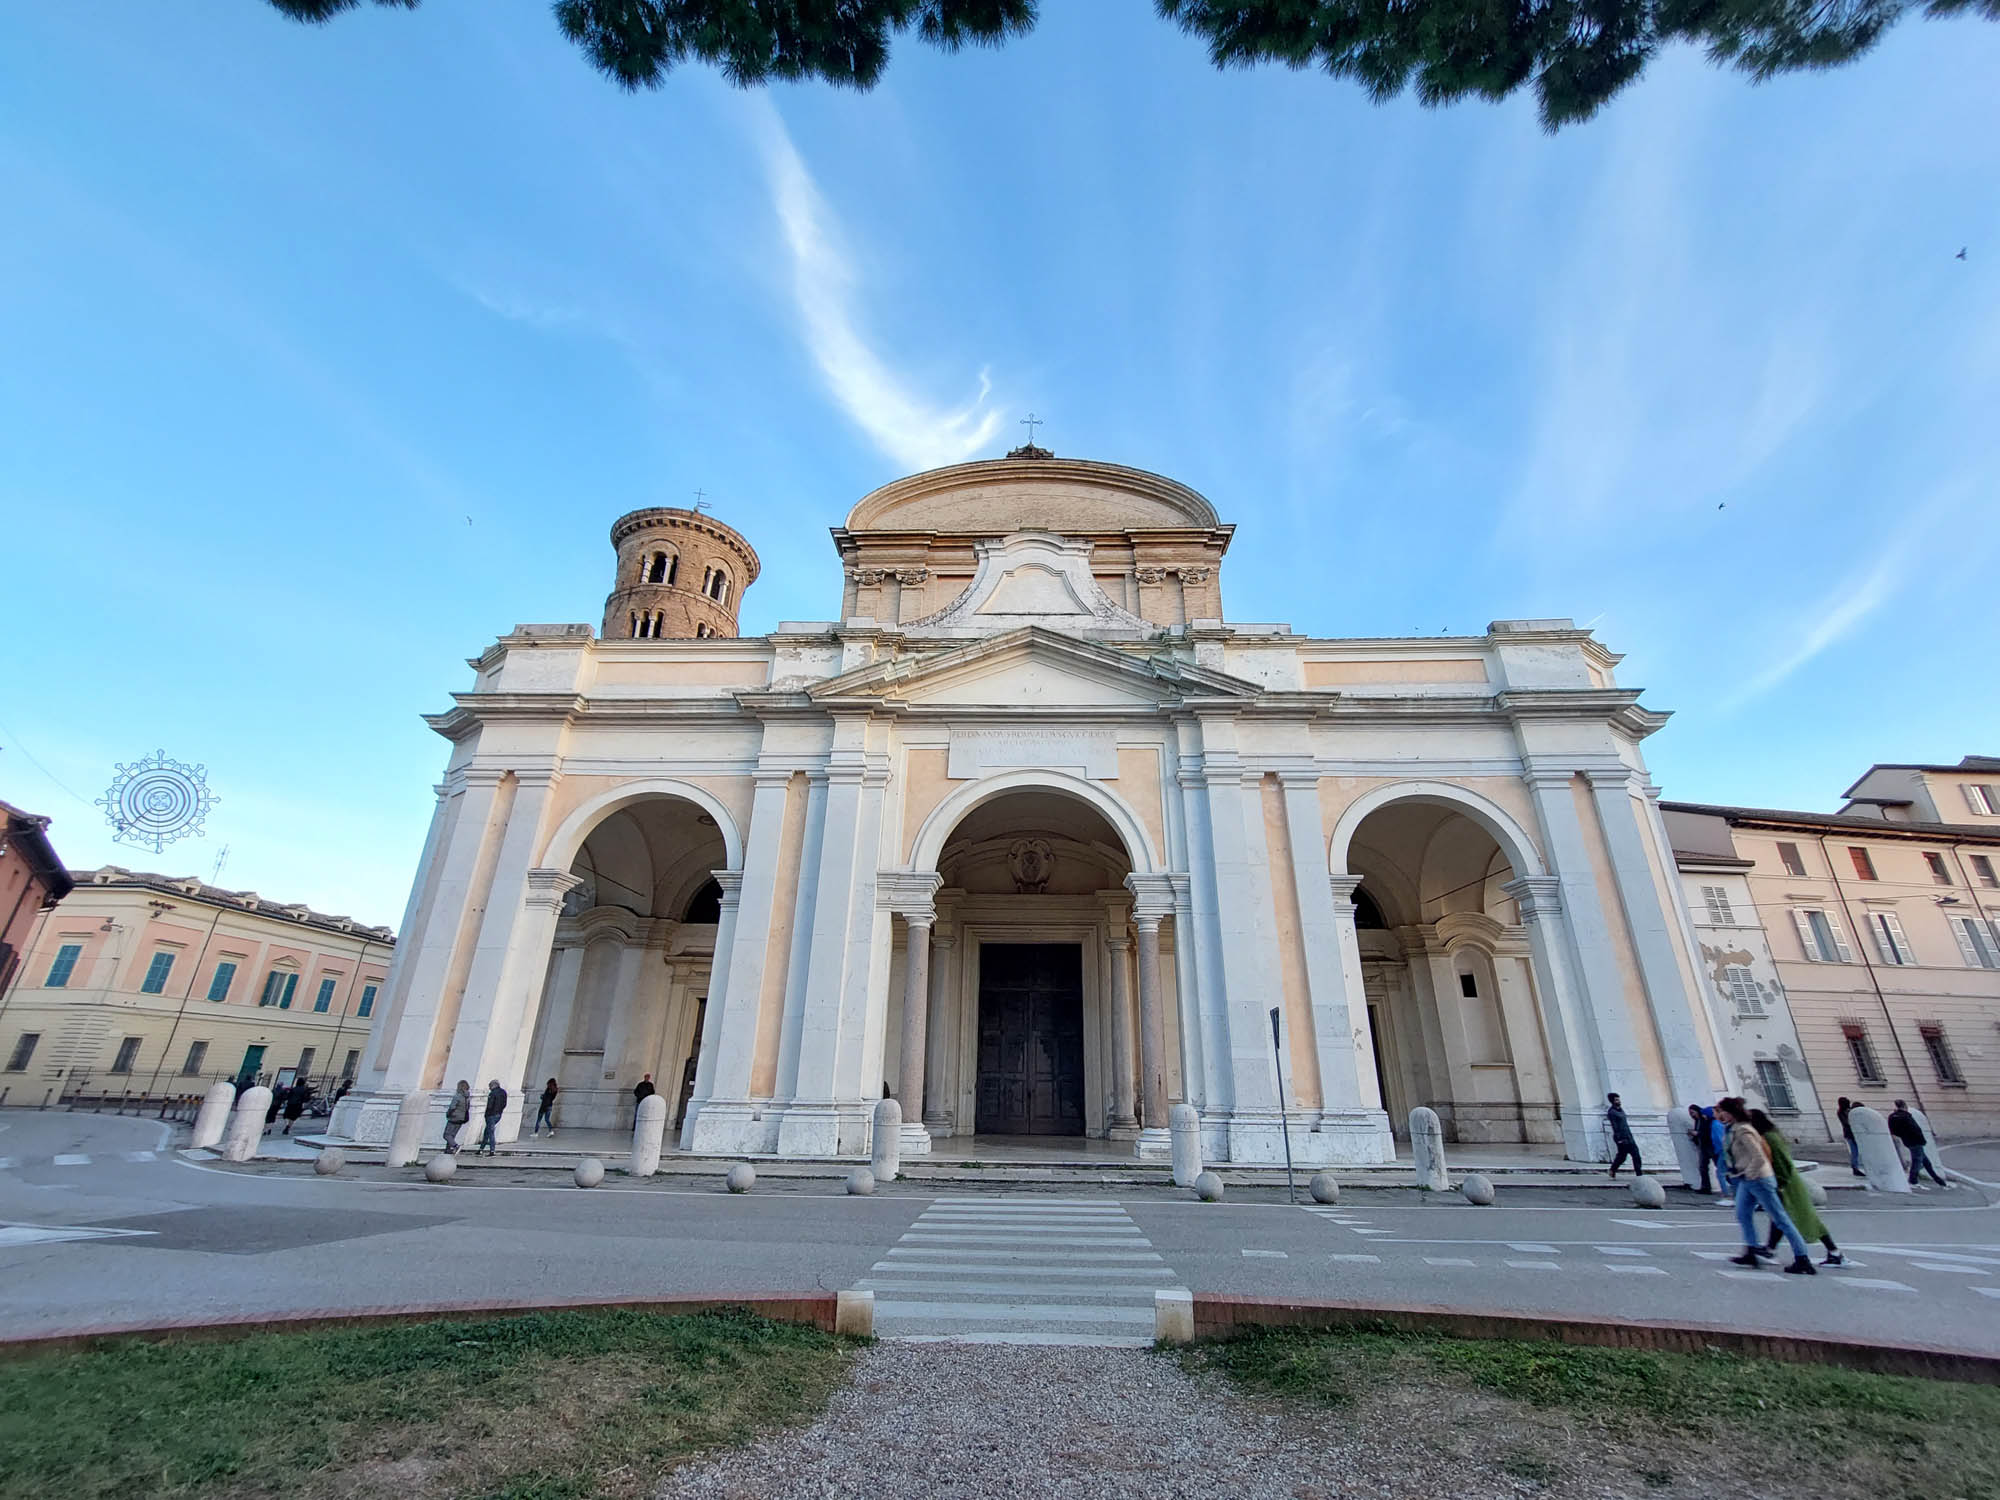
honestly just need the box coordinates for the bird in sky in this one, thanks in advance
[1958,248,1969,260]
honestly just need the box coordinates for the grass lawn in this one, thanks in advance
[0,1307,854,1500]
[1185,1326,2000,1500]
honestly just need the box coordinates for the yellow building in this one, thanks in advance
[0,866,393,1104]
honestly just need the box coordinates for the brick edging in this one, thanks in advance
[1191,1294,2000,1386]
[0,1293,837,1362]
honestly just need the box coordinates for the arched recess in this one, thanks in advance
[1329,780,1545,883]
[907,768,1163,876]
[541,778,745,874]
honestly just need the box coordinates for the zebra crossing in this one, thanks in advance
[0,1151,160,1170]
[861,1196,1185,1346]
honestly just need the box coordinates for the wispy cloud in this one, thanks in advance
[745,98,1003,470]
[1719,543,1916,712]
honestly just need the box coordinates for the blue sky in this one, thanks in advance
[2,3,1995,929]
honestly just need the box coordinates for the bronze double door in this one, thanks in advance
[974,943,1086,1136]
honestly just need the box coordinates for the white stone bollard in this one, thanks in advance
[726,1163,756,1194]
[1193,1170,1225,1202]
[1803,1171,1828,1208]
[574,1157,605,1188]
[314,1148,345,1176]
[1308,1172,1339,1205]
[425,1154,456,1183]
[1849,1105,1910,1194]
[1410,1106,1448,1191]
[190,1080,237,1150]
[1460,1173,1495,1206]
[630,1094,667,1177]
[846,1168,876,1196]
[1169,1102,1203,1188]
[1155,1288,1195,1345]
[1670,1109,1706,1189]
[387,1090,432,1168]
[1631,1175,1667,1210]
[871,1097,902,1183]
[220,1086,272,1162]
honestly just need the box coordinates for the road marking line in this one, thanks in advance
[885,1248,1163,1262]
[1595,1246,1649,1256]
[1423,1257,1475,1267]
[1907,1263,1989,1275]
[1330,1254,1380,1263]
[1833,1278,1916,1293]
[872,1301,1155,1325]
[860,1280,1166,1297]
[1506,1260,1561,1270]
[873,1263,1174,1278]
[900,1233,1148,1246]
[52,1154,90,1166]
[1605,1265,1667,1276]
[122,1150,157,1162]
[1975,1288,2000,1300]
[1508,1243,1558,1253]
[1240,1249,1288,1258]
[1351,1228,1392,1236]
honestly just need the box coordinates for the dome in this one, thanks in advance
[843,456,1221,536]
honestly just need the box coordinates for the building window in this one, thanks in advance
[1848,847,1878,881]
[45,943,82,988]
[207,961,237,1001]
[1866,911,1914,966]
[313,977,337,1013]
[1754,1059,1797,1112]
[1966,784,2000,816]
[6,1033,38,1072]
[1951,917,2000,969]
[181,1040,209,1076]
[646,550,676,584]
[296,1047,316,1080]
[1842,1023,1886,1085]
[139,951,176,994]
[1722,966,1763,1016]
[1973,854,1998,888]
[1917,1024,1964,1086]
[1924,852,1952,885]
[1700,886,1735,925]
[1777,842,1807,877]
[1791,908,1853,963]
[260,969,300,1008]
[357,983,377,1018]
[341,1049,360,1082]
[109,1036,143,1075]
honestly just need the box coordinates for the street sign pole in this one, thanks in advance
[1269,1006,1297,1204]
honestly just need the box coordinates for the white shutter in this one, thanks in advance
[1790,909,1820,961]
[1952,917,1982,966]
[1879,911,1913,965]
[1828,916,1853,963]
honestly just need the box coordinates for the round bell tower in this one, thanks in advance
[603,507,760,641]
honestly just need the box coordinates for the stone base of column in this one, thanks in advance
[329,1091,404,1146]
[922,1110,955,1137]
[1105,1117,1140,1142]
[1222,1109,1395,1165]
[897,1122,933,1156]
[1134,1127,1172,1161]
[775,1104,844,1158]
[688,1101,776,1155]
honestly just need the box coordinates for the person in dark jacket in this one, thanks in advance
[1605,1093,1642,1178]
[1689,1104,1721,1194]
[281,1081,310,1134]
[1887,1100,1947,1188]
[533,1078,559,1137]
[443,1080,472,1154]
[478,1079,508,1156]
[633,1074,656,1107]
[1837,1097,1862,1176]
[265,1085,285,1127]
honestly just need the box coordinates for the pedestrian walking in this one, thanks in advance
[1836,1097,1862,1176]
[333,1079,352,1107]
[1707,1107,1732,1207]
[1689,1103,1721,1194]
[1749,1108,1842,1266]
[478,1079,508,1156]
[1887,1100,1948,1189]
[265,1085,285,1128]
[1605,1092,1642,1178]
[1716,1097,1815,1274]
[281,1081,310,1135]
[443,1080,472,1154]
[633,1074,656,1113]
[533,1078,559,1137]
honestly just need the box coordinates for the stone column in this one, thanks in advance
[1129,894,1171,1162]
[527,940,586,1091]
[1104,931,1138,1133]
[495,869,586,1123]
[922,923,957,1136]
[896,911,934,1156]
[1500,873,1603,1159]
[698,769,796,1127]
[1328,878,1386,1112]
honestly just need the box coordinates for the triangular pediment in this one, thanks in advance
[809,627,1265,710]
[905,531,1157,639]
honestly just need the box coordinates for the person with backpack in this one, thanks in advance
[443,1080,472,1154]
[1887,1100,1948,1189]
[478,1079,508,1156]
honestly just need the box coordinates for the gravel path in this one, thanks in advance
[653,1342,1666,1500]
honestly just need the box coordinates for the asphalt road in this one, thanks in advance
[4,1109,1998,1355]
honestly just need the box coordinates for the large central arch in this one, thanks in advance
[907,768,1163,877]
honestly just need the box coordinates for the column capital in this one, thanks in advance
[1500,874,1564,922]
[1124,872,1177,923]
[711,869,745,911]
[1328,874,1364,914]
[1104,933,1134,953]
[877,869,944,921]
[523,868,586,913]
[1581,765,1640,791]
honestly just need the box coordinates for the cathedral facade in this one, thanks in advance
[333,454,1723,1165]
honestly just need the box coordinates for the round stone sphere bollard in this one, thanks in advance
[1803,1172,1828,1208]
[313,1148,346,1177]
[1193,1170,1225,1203]
[846,1167,876,1196]
[726,1163,756,1194]
[1460,1173,1496,1206]
[1308,1172,1340,1205]
[1631,1175,1667,1210]
[424,1153,456,1184]
[573,1157,605,1188]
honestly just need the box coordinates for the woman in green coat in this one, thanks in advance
[1750,1108,1842,1266]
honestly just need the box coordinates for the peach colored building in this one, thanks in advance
[334,453,1728,1164]
[1,866,393,1099]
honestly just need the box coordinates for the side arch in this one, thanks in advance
[539,778,745,874]
[1328,780,1547,883]
[906,768,1164,875]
